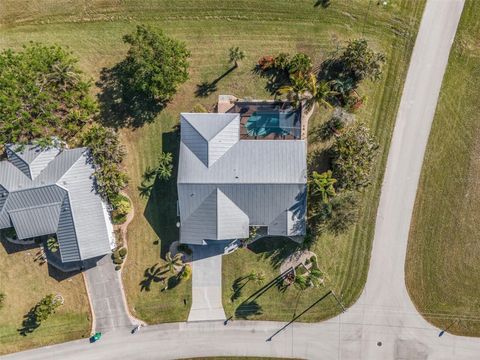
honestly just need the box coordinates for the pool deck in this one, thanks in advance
[226,101,301,140]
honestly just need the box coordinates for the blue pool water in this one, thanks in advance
[245,111,298,137]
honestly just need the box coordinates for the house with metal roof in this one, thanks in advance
[177,112,307,245]
[0,144,114,270]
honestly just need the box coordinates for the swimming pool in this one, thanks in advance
[245,111,299,137]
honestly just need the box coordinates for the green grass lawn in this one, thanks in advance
[1,0,425,325]
[406,0,480,337]
[0,237,90,355]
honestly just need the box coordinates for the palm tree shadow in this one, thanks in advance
[252,65,290,95]
[139,263,168,292]
[195,65,236,98]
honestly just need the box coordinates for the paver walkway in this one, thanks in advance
[188,242,227,321]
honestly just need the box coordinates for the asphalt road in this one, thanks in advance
[1,0,473,359]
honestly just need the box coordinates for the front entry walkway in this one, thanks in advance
[188,242,227,322]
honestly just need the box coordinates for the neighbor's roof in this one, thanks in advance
[0,145,112,263]
[178,113,307,244]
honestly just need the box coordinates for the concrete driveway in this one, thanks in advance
[83,255,135,333]
[188,242,227,321]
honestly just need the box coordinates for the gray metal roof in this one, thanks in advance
[180,188,249,244]
[180,113,240,167]
[177,112,307,244]
[9,203,62,239]
[0,146,112,263]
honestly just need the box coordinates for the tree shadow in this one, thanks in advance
[97,63,165,129]
[18,306,40,336]
[248,237,300,269]
[139,263,168,292]
[195,65,236,97]
[307,147,331,175]
[143,127,180,258]
[314,0,331,8]
[233,268,294,319]
[235,300,263,319]
[251,65,290,95]
[230,275,249,302]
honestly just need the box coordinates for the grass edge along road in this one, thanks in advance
[406,0,480,337]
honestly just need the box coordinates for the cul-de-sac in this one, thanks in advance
[0,1,479,359]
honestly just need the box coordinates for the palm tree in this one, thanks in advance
[229,46,245,68]
[246,270,265,285]
[156,152,173,181]
[310,170,337,204]
[277,73,337,110]
[46,237,59,253]
[46,61,80,90]
[164,252,183,274]
[307,78,338,110]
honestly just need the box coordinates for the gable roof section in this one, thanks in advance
[9,203,62,239]
[180,188,249,244]
[180,113,240,167]
[59,153,111,260]
[5,144,61,180]
[216,189,249,239]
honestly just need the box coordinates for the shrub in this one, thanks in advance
[115,265,122,271]
[330,123,379,190]
[0,292,5,310]
[177,243,192,255]
[180,264,192,281]
[287,53,312,75]
[118,247,127,258]
[34,294,62,323]
[81,124,128,202]
[338,39,385,82]
[192,103,207,113]
[113,257,124,265]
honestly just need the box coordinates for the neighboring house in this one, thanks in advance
[177,104,307,246]
[0,144,114,271]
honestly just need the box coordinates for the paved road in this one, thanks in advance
[2,0,475,359]
[84,255,135,333]
[188,242,227,321]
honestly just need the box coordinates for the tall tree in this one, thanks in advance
[0,43,96,145]
[119,25,190,104]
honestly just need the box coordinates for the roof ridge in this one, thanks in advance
[7,201,63,214]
